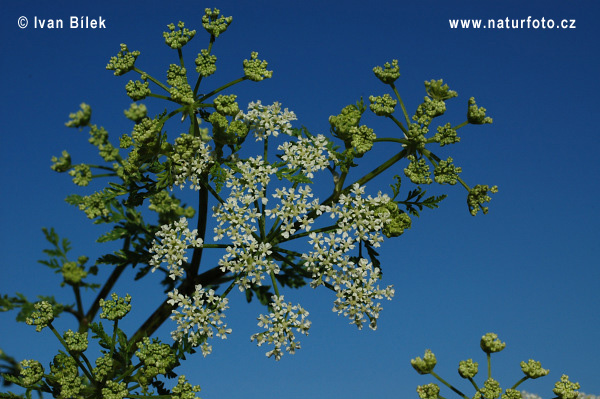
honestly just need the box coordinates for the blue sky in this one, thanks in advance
[1,1,599,398]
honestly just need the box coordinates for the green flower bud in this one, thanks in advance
[417,383,440,399]
[434,123,460,147]
[501,389,522,399]
[467,97,493,124]
[480,333,506,354]
[69,164,92,186]
[99,293,131,321]
[106,44,140,76]
[19,359,44,386]
[63,330,88,352]
[195,49,217,77]
[167,64,194,104]
[99,143,119,162]
[61,261,87,286]
[349,125,376,156]
[411,349,437,375]
[65,103,91,128]
[93,353,114,381]
[79,191,111,220]
[369,94,397,116]
[520,359,549,379]
[124,103,147,122]
[406,123,428,149]
[172,375,201,399]
[126,80,151,101]
[404,155,432,185]
[51,150,72,172]
[434,157,462,185]
[413,97,446,126]
[480,378,502,399]
[163,21,196,49]
[50,353,84,398]
[202,8,232,38]
[120,133,133,149]
[425,79,458,101]
[26,301,54,332]
[88,125,108,146]
[102,380,129,399]
[373,59,400,84]
[136,337,176,379]
[214,94,240,117]
[329,104,363,142]
[467,185,498,216]
[458,359,479,378]
[553,375,580,399]
[243,52,273,82]
[374,202,411,237]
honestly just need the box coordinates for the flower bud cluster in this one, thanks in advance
[195,49,217,77]
[411,349,437,374]
[19,359,44,387]
[65,103,91,128]
[373,59,400,84]
[106,44,140,76]
[167,64,194,104]
[99,293,132,321]
[468,97,493,124]
[125,80,151,101]
[521,359,550,379]
[434,157,462,185]
[202,8,232,38]
[124,103,147,122]
[243,52,273,82]
[369,93,397,116]
[26,301,54,332]
[405,155,433,185]
[468,185,499,216]
[163,21,196,49]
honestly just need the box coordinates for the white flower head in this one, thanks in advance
[238,100,297,140]
[168,285,231,356]
[149,217,203,280]
[251,295,311,360]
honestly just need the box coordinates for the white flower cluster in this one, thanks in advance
[213,156,280,289]
[303,184,395,329]
[167,285,231,356]
[251,295,311,360]
[521,392,599,399]
[149,217,203,280]
[238,100,297,140]
[278,134,335,179]
[265,185,321,239]
[173,141,213,191]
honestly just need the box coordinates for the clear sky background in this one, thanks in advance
[1,1,599,398]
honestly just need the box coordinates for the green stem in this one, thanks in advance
[148,93,176,102]
[511,376,529,390]
[454,121,469,130]
[178,48,185,69]
[468,377,480,391]
[198,77,247,102]
[133,67,170,93]
[388,114,408,135]
[72,285,83,321]
[390,83,411,127]
[487,353,491,379]
[110,319,119,360]
[430,370,469,399]
[374,137,409,145]
[270,271,280,297]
